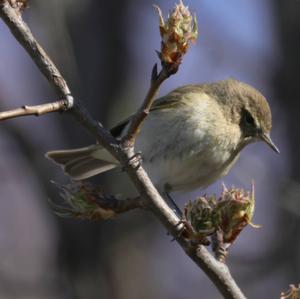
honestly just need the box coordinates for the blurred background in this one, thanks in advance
[0,0,299,298]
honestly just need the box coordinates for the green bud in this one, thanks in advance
[184,196,216,234]
[182,182,259,248]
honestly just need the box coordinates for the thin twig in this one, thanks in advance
[97,195,147,214]
[123,64,168,147]
[0,2,246,298]
[0,99,69,121]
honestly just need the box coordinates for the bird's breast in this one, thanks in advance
[135,96,242,192]
[143,138,240,192]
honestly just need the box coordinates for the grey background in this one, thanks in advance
[0,0,298,298]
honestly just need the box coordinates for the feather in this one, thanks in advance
[45,146,118,180]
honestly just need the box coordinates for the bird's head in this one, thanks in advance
[211,79,279,153]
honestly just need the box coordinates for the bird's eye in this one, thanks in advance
[243,110,255,127]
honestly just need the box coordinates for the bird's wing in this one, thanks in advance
[150,94,184,111]
[109,97,178,138]
[110,85,201,137]
[151,85,204,110]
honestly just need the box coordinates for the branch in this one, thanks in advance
[194,246,246,299]
[0,99,69,121]
[0,1,246,298]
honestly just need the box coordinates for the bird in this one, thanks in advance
[46,79,279,196]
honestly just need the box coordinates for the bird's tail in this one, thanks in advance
[45,145,119,180]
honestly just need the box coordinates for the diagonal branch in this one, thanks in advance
[0,1,246,298]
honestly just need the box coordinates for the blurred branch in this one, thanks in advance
[0,1,246,298]
[0,99,68,120]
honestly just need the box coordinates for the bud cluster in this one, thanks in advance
[154,0,197,73]
[183,183,259,258]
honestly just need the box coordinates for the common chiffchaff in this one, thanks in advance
[46,79,279,194]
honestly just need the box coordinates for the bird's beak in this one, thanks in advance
[260,133,280,154]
